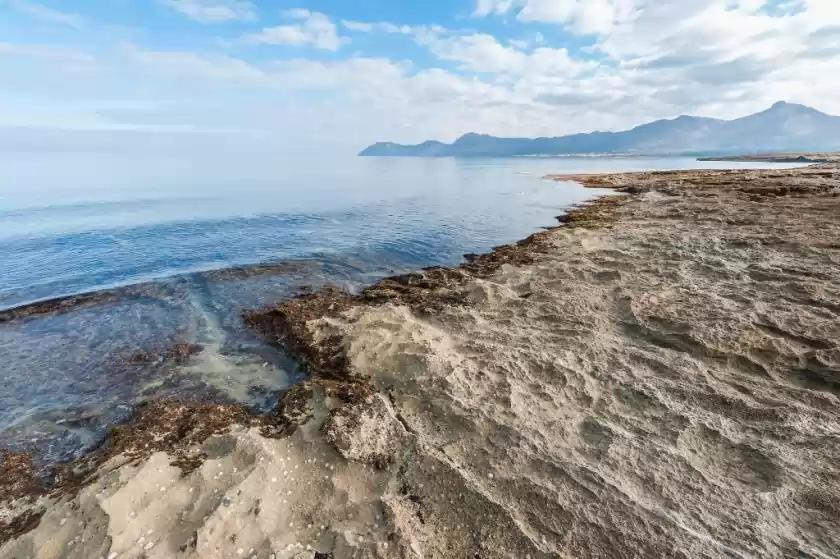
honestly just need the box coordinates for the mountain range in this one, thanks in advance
[359,102,840,157]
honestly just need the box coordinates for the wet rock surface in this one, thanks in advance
[0,283,172,325]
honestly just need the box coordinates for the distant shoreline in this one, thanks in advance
[697,152,840,163]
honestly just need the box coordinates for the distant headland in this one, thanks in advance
[360,102,840,158]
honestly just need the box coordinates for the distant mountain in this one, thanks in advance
[359,102,840,157]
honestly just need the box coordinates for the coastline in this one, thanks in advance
[0,191,617,546]
[697,153,840,164]
[3,163,840,558]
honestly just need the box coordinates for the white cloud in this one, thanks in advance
[520,0,625,34]
[245,10,347,51]
[7,0,84,29]
[473,0,634,34]
[467,0,840,119]
[342,20,374,32]
[415,31,596,77]
[340,20,445,35]
[159,0,256,23]
[474,0,519,17]
[122,44,408,93]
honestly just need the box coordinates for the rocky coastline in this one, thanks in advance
[2,163,839,558]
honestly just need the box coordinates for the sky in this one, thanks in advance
[1,0,839,154]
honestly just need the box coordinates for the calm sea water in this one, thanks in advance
[0,153,804,463]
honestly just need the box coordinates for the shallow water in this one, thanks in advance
[0,154,805,463]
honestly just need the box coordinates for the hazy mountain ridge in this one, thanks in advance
[360,102,840,157]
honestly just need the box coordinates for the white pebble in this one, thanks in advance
[271,477,277,483]
[144,542,154,550]
[108,553,118,559]
[488,473,493,479]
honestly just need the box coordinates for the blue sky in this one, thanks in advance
[1,0,838,153]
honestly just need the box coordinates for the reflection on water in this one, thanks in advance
[0,155,806,464]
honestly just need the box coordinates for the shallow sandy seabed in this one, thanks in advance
[3,165,840,558]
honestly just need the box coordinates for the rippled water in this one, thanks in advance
[0,153,804,463]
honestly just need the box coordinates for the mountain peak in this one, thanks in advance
[456,132,490,141]
[767,100,815,113]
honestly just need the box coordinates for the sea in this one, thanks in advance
[0,153,804,464]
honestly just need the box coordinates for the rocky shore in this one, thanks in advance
[3,164,839,558]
